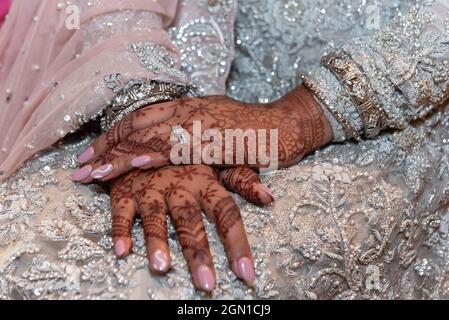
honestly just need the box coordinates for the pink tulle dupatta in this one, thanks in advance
[0,0,235,180]
[0,0,10,28]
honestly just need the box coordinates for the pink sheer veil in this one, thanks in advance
[0,0,183,180]
[0,0,9,27]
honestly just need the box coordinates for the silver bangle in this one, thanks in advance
[101,74,196,131]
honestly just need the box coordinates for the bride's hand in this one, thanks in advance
[72,85,333,183]
[110,165,273,292]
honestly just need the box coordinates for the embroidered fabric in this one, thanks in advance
[308,0,449,140]
[2,0,449,300]
[227,0,449,299]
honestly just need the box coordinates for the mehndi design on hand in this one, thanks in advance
[73,85,333,182]
[109,165,273,292]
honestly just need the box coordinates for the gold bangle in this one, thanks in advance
[302,75,362,142]
[101,74,195,131]
[322,53,387,138]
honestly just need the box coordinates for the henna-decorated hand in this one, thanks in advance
[110,165,273,292]
[72,85,333,183]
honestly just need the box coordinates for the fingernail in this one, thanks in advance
[114,240,126,257]
[259,184,274,200]
[72,165,92,181]
[196,265,215,292]
[237,257,255,284]
[78,147,94,164]
[150,250,169,273]
[232,260,241,278]
[131,155,152,168]
[91,164,113,179]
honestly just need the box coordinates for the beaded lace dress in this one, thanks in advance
[2,0,449,299]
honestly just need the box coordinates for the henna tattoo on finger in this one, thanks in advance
[171,199,209,254]
[221,168,264,205]
[199,181,219,204]
[112,215,133,238]
[213,197,241,240]
[139,199,167,241]
[110,174,135,200]
[106,115,134,148]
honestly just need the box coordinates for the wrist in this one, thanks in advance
[274,85,334,152]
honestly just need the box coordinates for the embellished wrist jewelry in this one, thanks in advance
[101,73,195,131]
[322,53,387,139]
[322,53,386,138]
[302,75,363,142]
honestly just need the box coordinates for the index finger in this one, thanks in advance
[78,101,178,164]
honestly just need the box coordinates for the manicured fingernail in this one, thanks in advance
[237,257,255,284]
[196,265,215,292]
[259,184,274,199]
[72,165,92,181]
[232,261,241,278]
[114,240,126,257]
[78,147,94,164]
[150,250,169,273]
[131,155,152,168]
[91,164,113,179]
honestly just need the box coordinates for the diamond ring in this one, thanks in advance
[171,125,188,145]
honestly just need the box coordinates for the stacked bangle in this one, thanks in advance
[302,75,363,142]
[322,53,387,138]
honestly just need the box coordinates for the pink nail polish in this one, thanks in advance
[150,250,169,272]
[114,240,126,257]
[197,265,215,292]
[131,155,152,168]
[232,261,241,278]
[72,165,92,181]
[237,257,255,284]
[78,147,94,164]
[91,164,113,179]
[259,184,274,199]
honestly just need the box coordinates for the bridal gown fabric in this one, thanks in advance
[2,0,449,299]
